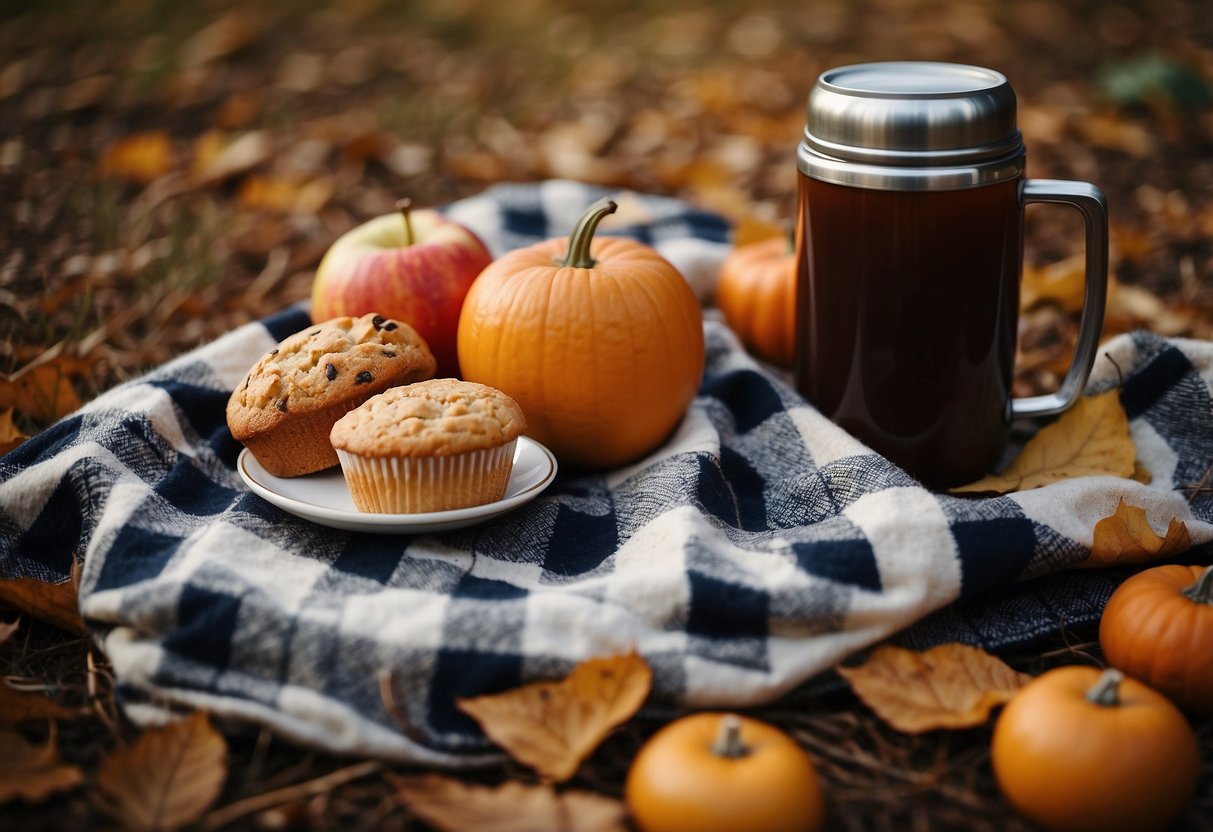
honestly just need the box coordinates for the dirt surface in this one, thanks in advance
[2,0,1213,829]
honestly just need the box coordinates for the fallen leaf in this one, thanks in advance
[0,683,81,726]
[951,390,1136,494]
[190,130,272,185]
[94,711,228,832]
[838,643,1031,733]
[0,363,83,425]
[98,131,175,184]
[0,728,84,804]
[0,558,85,635]
[1020,254,1089,314]
[0,407,27,454]
[1082,498,1191,567]
[396,774,627,832]
[730,215,785,247]
[237,175,333,215]
[180,11,259,68]
[455,651,651,783]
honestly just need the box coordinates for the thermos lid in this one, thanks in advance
[798,61,1025,190]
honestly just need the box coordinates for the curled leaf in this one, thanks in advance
[1083,498,1191,567]
[0,407,27,455]
[95,711,228,832]
[0,728,84,804]
[456,651,651,783]
[0,684,82,726]
[396,774,627,832]
[952,390,1136,494]
[838,643,1031,734]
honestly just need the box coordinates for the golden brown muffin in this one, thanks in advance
[227,314,436,477]
[330,378,527,513]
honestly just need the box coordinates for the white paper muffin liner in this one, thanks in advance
[335,439,518,514]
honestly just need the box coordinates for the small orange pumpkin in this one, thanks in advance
[991,666,1199,832]
[714,235,796,368]
[625,712,824,832]
[1099,563,1213,713]
[457,198,704,470]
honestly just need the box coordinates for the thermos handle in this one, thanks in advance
[1011,180,1109,419]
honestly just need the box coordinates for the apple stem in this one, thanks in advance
[559,197,617,269]
[396,198,415,246]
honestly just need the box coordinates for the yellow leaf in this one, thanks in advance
[731,216,785,248]
[1020,254,1089,314]
[1083,498,1191,568]
[0,684,82,726]
[0,559,85,635]
[0,407,27,455]
[396,775,627,832]
[951,390,1136,494]
[837,643,1032,734]
[95,711,228,832]
[98,131,174,184]
[237,175,333,215]
[0,728,84,804]
[455,651,652,783]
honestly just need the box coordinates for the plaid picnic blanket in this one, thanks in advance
[2,180,1212,765]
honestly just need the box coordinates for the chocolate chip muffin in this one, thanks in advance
[330,378,527,513]
[227,313,436,477]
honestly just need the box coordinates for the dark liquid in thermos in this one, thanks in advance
[795,176,1023,487]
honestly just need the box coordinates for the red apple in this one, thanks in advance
[310,201,493,378]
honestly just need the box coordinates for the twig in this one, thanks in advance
[200,760,382,830]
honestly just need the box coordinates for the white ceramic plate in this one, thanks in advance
[237,437,557,535]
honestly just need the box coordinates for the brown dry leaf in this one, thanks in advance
[455,651,651,783]
[0,728,85,804]
[95,711,228,832]
[190,130,272,185]
[0,363,83,425]
[237,175,333,215]
[396,774,627,832]
[0,683,82,726]
[98,131,175,184]
[0,558,85,635]
[951,390,1136,494]
[1082,498,1191,567]
[0,407,27,455]
[838,643,1031,733]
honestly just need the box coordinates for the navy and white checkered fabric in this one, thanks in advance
[3,180,1212,764]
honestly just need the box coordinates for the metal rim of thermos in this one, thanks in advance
[798,61,1028,191]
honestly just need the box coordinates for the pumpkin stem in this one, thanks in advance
[711,714,750,759]
[396,198,415,245]
[1182,566,1213,605]
[558,197,617,269]
[1085,668,1124,707]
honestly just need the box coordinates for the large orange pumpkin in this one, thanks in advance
[457,198,704,470]
[714,235,796,368]
[1099,564,1213,713]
